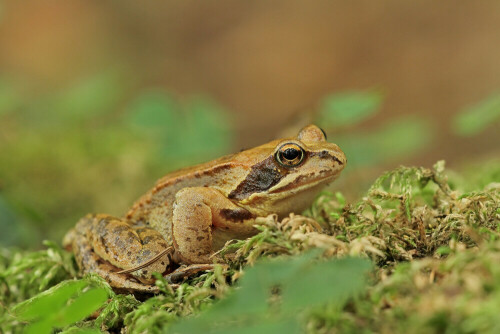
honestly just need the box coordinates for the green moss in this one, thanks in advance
[1,160,499,333]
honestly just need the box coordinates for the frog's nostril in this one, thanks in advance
[318,150,330,159]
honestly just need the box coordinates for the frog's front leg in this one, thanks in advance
[172,187,257,264]
[64,214,171,291]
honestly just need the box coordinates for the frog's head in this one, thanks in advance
[229,124,346,216]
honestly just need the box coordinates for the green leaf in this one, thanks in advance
[281,257,371,312]
[207,251,321,321]
[25,318,53,334]
[317,90,383,129]
[52,72,125,121]
[170,253,371,334]
[125,91,232,166]
[205,317,303,334]
[13,280,87,320]
[452,93,500,136]
[13,281,108,334]
[182,96,232,158]
[334,115,433,167]
[55,288,108,326]
[125,91,179,133]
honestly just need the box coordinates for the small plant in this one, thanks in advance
[12,280,108,334]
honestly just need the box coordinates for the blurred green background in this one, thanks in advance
[0,1,499,248]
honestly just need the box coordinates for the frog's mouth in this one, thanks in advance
[268,171,340,194]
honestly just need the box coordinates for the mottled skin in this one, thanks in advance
[63,125,346,292]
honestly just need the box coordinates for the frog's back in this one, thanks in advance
[125,154,241,222]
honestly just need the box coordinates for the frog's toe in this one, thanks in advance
[165,264,226,283]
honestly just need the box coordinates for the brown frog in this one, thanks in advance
[63,125,346,292]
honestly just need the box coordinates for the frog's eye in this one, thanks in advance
[276,143,305,167]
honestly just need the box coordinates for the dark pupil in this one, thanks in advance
[282,148,299,161]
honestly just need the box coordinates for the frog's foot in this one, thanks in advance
[64,214,172,292]
[165,264,227,283]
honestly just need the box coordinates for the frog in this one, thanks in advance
[63,125,346,293]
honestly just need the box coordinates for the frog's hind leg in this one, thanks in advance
[64,214,171,291]
[69,229,161,293]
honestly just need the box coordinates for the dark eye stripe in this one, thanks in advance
[228,156,288,200]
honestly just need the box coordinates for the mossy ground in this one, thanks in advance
[1,160,499,334]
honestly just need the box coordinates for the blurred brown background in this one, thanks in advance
[0,0,499,246]
[2,1,500,152]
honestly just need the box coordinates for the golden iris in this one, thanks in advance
[276,143,304,167]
